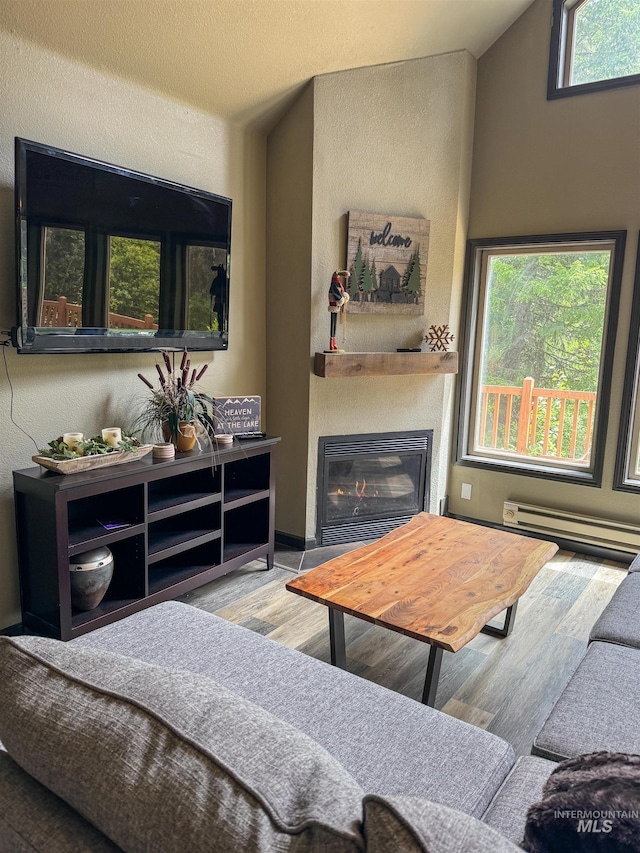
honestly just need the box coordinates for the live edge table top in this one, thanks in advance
[286,513,558,653]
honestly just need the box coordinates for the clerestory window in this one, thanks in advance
[548,0,640,99]
[455,232,626,485]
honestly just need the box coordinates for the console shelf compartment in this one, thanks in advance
[68,523,146,556]
[69,534,146,630]
[71,597,146,632]
[224,455,270,503]
[148,528,220,565]
[223,541,271,564]
[224,498,270,563]
[148,493,221,523]
[14,437,279,640]
[148,540,223,596]
[147,468,221,514]
[148,505,221,559]
[67,484,144,548]
[147,530,222,564]
[224,488,271,511]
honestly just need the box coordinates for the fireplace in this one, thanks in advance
[316,430,432,545]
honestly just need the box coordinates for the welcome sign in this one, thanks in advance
[345,210,429,315]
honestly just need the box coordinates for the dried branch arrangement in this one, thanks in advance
[136,350,215,445]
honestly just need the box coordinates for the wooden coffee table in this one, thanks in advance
[286,512,558,706]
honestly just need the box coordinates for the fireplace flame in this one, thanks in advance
[355,479,366,499]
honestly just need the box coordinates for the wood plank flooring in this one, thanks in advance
[177,545,626,757]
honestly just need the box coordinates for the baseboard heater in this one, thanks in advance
[503,501,640,554]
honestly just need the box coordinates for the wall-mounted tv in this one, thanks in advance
[12,138,232,354]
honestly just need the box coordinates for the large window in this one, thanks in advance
[456,232,625,484]
[615,236,640,491]
[548,0,640,99]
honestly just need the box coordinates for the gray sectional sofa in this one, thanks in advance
[532,552,640,763]
[0,601,552,852]
[0,553,637,853]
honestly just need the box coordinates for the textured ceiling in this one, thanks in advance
[0,0,535,129]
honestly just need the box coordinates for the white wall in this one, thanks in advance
[0,30,266,629]
[447,0,640,528]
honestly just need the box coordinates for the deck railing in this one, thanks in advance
[479,378,596,463]
[40,296,82,328]
[39,297,158,330]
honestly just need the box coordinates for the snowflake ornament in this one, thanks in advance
[425,324,455,352]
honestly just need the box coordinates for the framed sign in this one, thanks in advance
[346,211,429,315]
[214,396,262,435]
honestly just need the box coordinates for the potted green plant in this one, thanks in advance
[136,350,216,451]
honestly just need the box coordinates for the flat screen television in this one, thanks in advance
[12,138,232,354]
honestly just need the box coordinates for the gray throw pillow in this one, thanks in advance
[0,750,122,853]
[363,795,522,853]
[0,636,365,853]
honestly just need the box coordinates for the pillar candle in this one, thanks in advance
[62,432,83,453]
[101,427,122,448]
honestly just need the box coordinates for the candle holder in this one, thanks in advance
[101,427,122,448]
[62,432,84,453]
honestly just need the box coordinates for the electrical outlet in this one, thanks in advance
[461,483,472,500]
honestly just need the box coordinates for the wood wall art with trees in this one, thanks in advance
[346,210,429,315]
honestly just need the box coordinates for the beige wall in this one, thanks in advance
[0,30,266,629]
[266,84,314,539]
[447,0,640,527]
[267,52,477,541]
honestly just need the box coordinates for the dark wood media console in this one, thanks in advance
[13,437,279,640]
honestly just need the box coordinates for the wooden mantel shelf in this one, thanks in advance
[313,351,458,378]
